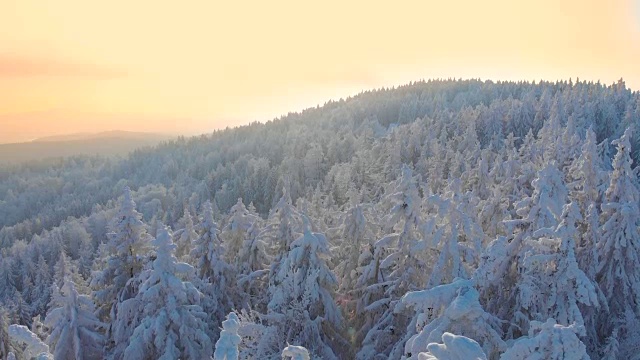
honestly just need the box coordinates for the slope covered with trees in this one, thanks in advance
[1,78,639,359]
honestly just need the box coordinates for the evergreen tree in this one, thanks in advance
[123,224,212,360]
[530,203,599,335]
[191,200,235,341]
[500,319,589,360]
[11,293,33,329]
[222,198,261,266]
[236,221,268,276]
[0,308,12,360]
[351,233,385,346]
[596,128,640,345]
[31,255,52,317]
[578,203,606,355]
[91,187,153,313]
[53,252,71,289]
[515,163,568,236]
[174,203,198,261]
[427,182,484,288]
[263,217,345,359]
[261,185,304,258]
[192,201,228,281]
[333,204,372,308]
[398,279,505,359]
[567,127,606,210]
[235,220,269,310]
[358,165,428,358]
[30,315,46,342]
[214,312,241,360]
[44,277,104,360]
[89,187,152,355]
[7,324,52,360]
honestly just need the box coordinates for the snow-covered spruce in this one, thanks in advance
[357,165,428,359]
[191,200,227,281]
[261,186,304,259]
[123,224,212,360]
[8,324,53,360]
[222,198,267,310]
[333,204,371,297]
[222,198,261,266]
[478,162,569,337]
[425,180,484,289]
[249,216,346,359]
[174,203,198,262]
[91,186,153,324]
[0,308,11,359]
[214,312,242,360]
[190,200,236,343]
[398,278,505,359]
[596,127,640,345]
[44,277,104,360]
[500,319,589,360]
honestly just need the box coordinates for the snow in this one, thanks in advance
[44,277,104,360]
[418,332,487,360]
[400,279,505,359]
[281,345,311,360]
[8,324,53,360]
[123,224,213,360]
[214,312,242,360]
[500,319,589,360]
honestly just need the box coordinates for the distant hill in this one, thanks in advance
[31,130,171,143]
[0,131,174,165]
[31,132,95,142]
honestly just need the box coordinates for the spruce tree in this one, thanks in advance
[44,277,104,360]
[124,224,212,360]
[596,128,640,344]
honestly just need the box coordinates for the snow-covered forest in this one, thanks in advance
[1,78,640,359]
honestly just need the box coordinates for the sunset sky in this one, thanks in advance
[1,0,639,143]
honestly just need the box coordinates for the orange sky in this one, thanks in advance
[1,0,639,143]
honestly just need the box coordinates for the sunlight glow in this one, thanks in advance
[636,0,640,31]
[0,0,639,143]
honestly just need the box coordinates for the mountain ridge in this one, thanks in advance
[0,130,175,165]
[31,130,173,143]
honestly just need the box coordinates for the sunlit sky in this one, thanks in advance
[1,0,639,143]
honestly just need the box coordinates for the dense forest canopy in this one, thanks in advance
[1,78,639,359]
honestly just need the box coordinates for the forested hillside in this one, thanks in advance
[1,79,639,359]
